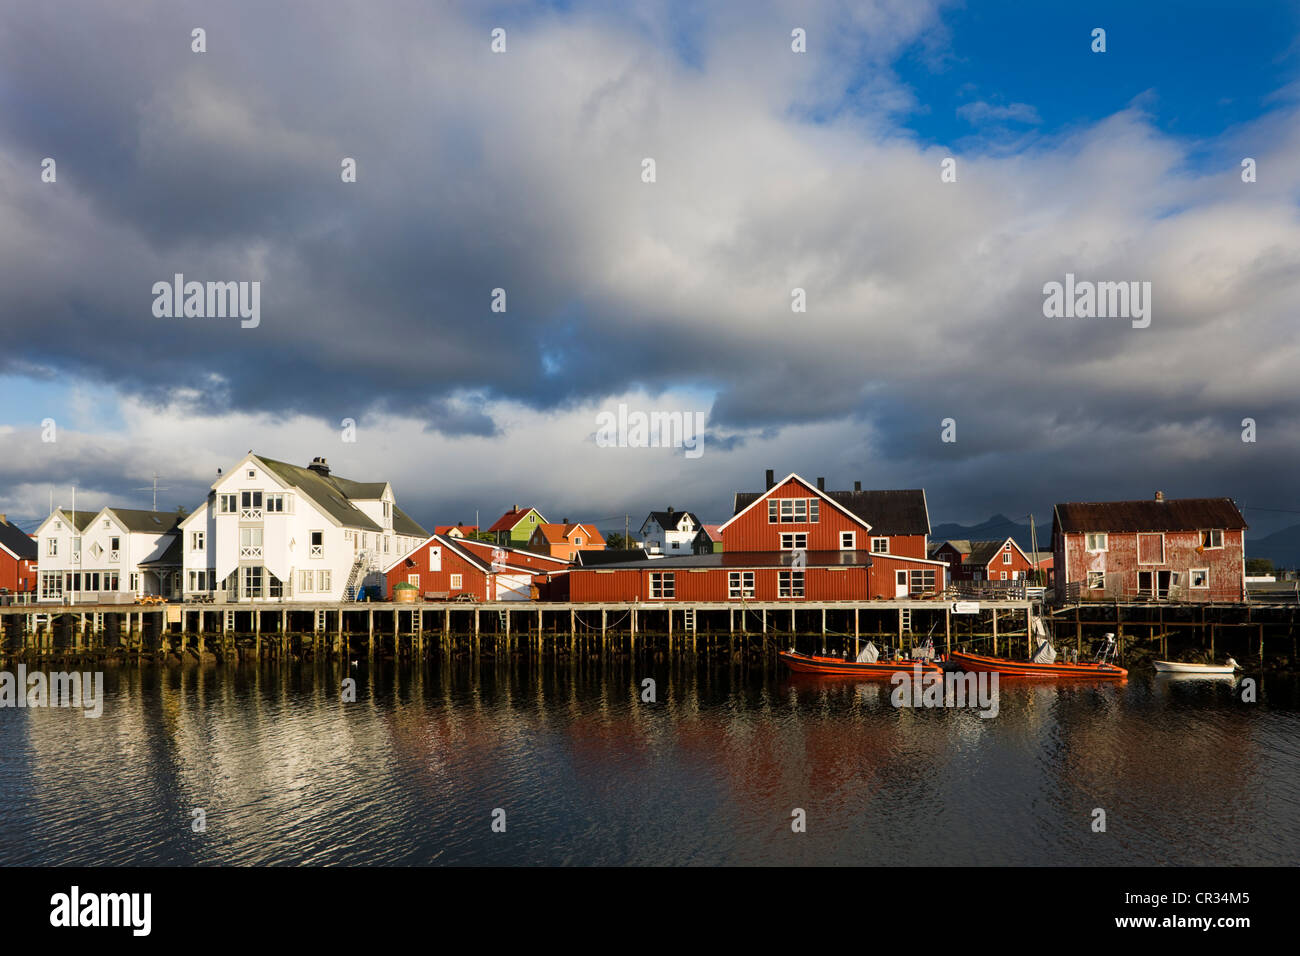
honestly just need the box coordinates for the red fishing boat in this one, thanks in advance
[948,650,1127,679]
[779,650,942,677]
[949,630,1127,679]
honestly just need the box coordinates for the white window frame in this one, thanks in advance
[318,570,332,592]
[408,573,420,587]
[309,530,324,558]
[47,538,57,556]
[1189,568,1209,590]
[780,532,807,550]
[777,570,805,598]
[1086,571,1105,590]
[239,527,264,558]
[871,537,889,554]
[840,532,855,550]
[299,570,314,593]
[1085,533,1108,552]
[1201,529,1224,550]
[450,573,463,589]
[649,572,675,599]
[728,571,755,599]
[192,531,205,551]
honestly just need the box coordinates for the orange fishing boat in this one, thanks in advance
[949,650,1127,679]
[779,650,942,676]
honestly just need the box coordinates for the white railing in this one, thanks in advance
[108,550,119,563]
[310,545,323,558]
[240,509,263,520]
[240,546,263,558]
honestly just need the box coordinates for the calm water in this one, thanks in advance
[1,656,1297,866]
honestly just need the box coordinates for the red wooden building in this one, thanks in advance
[931,536,1035,583]
[383,533,570,601]
[1052,493,1247,603]
[0,515,37,596]
[567,472,947,602]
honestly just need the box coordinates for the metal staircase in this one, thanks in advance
[343,550,369,601]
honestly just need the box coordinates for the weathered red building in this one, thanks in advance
[1052,493,1247,603]
[932,536,1035,583]
[0,515,37,596]
[383,534,570,601]
[567,472,946,602]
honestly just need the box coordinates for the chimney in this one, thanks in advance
[1155,491,1165,502]
[765,469,775,489]
[854,481,861,492]
[307,456,331,477]
[817,477,825,491]
[667,506,674,516]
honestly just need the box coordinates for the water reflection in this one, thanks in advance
[0,659,1296,866]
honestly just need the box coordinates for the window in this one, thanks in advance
[871,537,889,553]
[310,531,324,557]
[242,566,263,599]
[40,571,62,599]
[450,574,463,589]
[780,533,807,550]
[47,538,57,556]
[219,494,237,514]
[240,490,263,518]
[728,571,755,599]
[1086,571,1105,590]
[573,536,582,546]
[269,575,283,599]
[778,498,809,523]
[649,572,675,599]
[130,573,139,591]
[239,527,263,558]
[1190,568,1209,589]
[778,570,805,598]
[1085,533,1107,552]
[840,532,855,550]
[1202,529,1224,549]
[529,514,536,523]
[383,536,390,554]
[768,500,778,523]
[266,494,286,513]
[383,501,391,518]
[300,571,314,593]
[318,570,332,592]
[192,532,204,550]
[247,468,256,478]
[1000,571,1008,580]
[408,574,420,587]
[911,569,936,592]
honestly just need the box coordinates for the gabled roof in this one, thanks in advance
[696,524,723,540]
[103,508,182,534]
[1054,498,1247,534]
[641,510,702,533]
[966,537,1032,567]
[0,519,37,561]
[434,525,479,536]
[253,454,422,534]
[935,539,973,556]
[488,507,545,533]
[533,522,605,545]
[382,533,569,575]
[49,510,98,533]
[728,475,930,536]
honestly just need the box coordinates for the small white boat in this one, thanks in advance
[1153,657,1240,675]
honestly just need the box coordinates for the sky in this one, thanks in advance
[2,0,1300,537]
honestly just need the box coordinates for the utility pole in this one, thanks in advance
[625,514,630,551]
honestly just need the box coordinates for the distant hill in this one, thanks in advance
[930,514,1053,555]
[1246,524,1300,571]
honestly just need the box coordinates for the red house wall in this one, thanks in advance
[1057,529,1245,602]
[386,544,487,599]
[0,556,36,593]
[721,478,867,552]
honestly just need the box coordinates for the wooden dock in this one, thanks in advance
[0,597,1038,664]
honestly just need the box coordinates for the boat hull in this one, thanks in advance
[779,651,941,676]
[949,650,1127,679]
[1153,660,1237,674]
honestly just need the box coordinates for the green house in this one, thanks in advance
[488,506,546,546]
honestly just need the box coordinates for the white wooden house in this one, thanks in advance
[179,453,427,603]
[639,508,702,554]
[35,507,181,604]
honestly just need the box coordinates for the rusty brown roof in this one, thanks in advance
[1054,498,1246,534]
